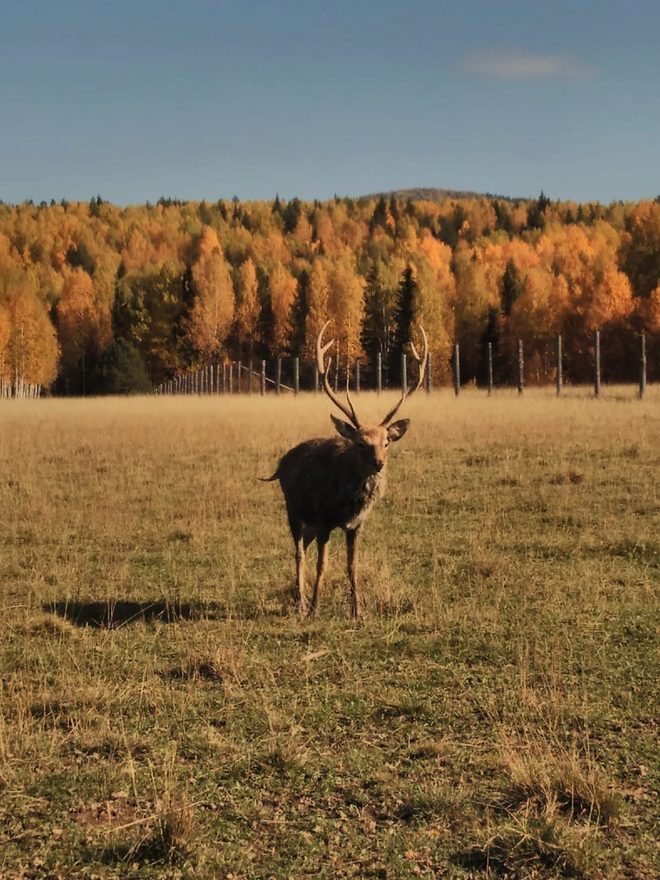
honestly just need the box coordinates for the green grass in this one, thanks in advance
[0,388,658,879]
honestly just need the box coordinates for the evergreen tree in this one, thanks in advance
[501,258,523,315]
[257,293,276,360]
[282,197,302,234]
[94,338,152,394]
[360,263,392,375]
[493,200,515,235]
[288,269,309,356]
[527,191,551,230]
[389,195,400,228]
[437,214,459,248]
[388,265,416,385]
[369,196,389,233]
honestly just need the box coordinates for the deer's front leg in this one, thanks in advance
[308,530,330,619]
[346,527,361,619]
[294,534,307,615]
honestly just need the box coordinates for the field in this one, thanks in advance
[0,389,658,880]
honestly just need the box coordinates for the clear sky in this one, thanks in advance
[2,0,659,205]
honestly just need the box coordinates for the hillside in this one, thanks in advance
[364,187,522,203]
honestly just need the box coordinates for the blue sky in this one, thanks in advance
[2,0,658,205]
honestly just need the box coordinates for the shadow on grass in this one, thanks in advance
[43,599,229,628]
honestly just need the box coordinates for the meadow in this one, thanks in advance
[0,388,658,879]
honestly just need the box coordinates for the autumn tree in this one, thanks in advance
[56,267,110,393]
[304,259,331,358]
[360,257,402,381]
[189,227,235,360]
[234,257,260,357]
[453,246,498,383]
[6,287,59,389]
[327,252,365,361]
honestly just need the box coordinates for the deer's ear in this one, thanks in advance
[387,419,410,442]
[331,414,358,440]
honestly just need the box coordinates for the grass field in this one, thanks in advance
[0,388,658,879]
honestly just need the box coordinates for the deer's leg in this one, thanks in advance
[287,512,307,615]
[308,529,330,619]
[346,527,361,619]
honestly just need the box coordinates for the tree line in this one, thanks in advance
[0,191,658,394]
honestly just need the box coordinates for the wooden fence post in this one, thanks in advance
[594,330,601,398]
[276,357,281,394]
[261,360,266,396]
[356,360,360,393]
[556,335,562,397]
[639,333,646,398]
[425,352,432,393]
[294,357,299,395]
[401,352,407,394]
[376,351,382,394]
[314,364,319,394]
[248,358,253,394]
[487,342,493,395]
[453,344,460,396]
[229,362,234,394]
[237,361,242,394]
[517,339,524,395]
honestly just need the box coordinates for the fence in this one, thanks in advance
[154,333,651,400]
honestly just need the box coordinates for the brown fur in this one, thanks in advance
[263,416,409,618]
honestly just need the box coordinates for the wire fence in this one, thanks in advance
[154,332,651,400]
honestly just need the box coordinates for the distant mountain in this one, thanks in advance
[364,187,522,203]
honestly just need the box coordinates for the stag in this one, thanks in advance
[261,321,428,618]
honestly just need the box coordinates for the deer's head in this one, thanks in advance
[316,322,428,475]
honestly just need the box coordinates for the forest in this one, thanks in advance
[0,191,658,394]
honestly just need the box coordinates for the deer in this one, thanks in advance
[261,321,428,619]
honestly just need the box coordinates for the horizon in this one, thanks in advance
[2,1,659,206]
[3,187,656,211]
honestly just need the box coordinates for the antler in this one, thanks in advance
[316,321,361,428]
[380,325,429,426]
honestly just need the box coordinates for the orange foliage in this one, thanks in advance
[56,268,111,394]
[269,262,298,353]
[190,228,235,358]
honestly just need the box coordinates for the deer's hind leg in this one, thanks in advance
[287,511,310,616]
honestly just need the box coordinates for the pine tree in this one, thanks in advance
[501,259,523,315]
[527,191,551,230]
[282,197,302,234]
[369,196,389,233]
[288,269,309,356]
[388,265,416,385]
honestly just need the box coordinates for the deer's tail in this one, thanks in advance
[258,469,280,483]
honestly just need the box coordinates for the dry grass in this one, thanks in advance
[0,386,658,878]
